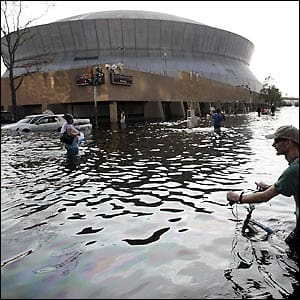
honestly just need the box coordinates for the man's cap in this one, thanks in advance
[265,125,299,144]
[64,113,73,120]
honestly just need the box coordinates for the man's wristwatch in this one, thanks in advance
[238,191,245,204]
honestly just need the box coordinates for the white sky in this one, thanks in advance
[1,1,299,97]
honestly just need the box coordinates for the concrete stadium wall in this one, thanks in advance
[1,65,260,122]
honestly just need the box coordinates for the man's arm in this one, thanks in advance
[227,185,279,204]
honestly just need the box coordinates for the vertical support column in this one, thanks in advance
[194,102,201,116]
[41,103,48,112]
[93,85,99,129]
[66,103,73,114]
[109,101,118,123]
[170,102,185,118]
[144,101,165,121]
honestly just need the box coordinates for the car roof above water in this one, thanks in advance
[25,114,63,118]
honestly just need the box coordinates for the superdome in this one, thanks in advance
[1,10,261,91]
[57,10,204,25]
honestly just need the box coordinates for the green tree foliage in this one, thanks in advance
[259,75,282,107]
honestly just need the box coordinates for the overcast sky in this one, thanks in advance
[1,1,299,97]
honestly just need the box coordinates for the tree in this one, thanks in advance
[1,1,54,120]
[259,75,282,107]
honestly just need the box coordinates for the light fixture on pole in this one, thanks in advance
[163,51,167,76]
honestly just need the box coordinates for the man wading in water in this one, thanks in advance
[211,108,225,134]
[227,125,299,253]
[60,114,81,161]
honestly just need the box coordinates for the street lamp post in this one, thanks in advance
[245,83,252,111]
[164,52,167,76]
[93,75,99,129]
[119,47,124,63]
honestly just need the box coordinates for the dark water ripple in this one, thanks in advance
[1,107,299,299]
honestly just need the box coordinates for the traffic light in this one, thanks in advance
[94,65,105,85]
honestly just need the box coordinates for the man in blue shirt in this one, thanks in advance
[211,108,224,134]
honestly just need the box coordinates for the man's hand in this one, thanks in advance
[227,191,240,205]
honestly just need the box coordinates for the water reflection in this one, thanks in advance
[1,107,299,299]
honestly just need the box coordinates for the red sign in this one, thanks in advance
[76,74,92,86]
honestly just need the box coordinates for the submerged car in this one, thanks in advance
[1,114,92,134]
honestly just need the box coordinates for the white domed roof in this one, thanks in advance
[57,10,204,25]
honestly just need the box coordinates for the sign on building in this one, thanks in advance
[110,73,133,86]
[75,74,92,86]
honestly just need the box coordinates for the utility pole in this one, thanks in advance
[93,80,98,129]
[164,51,167,76]
[92,65,105,129]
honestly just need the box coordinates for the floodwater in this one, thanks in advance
[1,106,299,299]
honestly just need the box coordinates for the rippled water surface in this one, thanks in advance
[1,106,299,299]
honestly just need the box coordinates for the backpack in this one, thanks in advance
[60,131,74,144]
